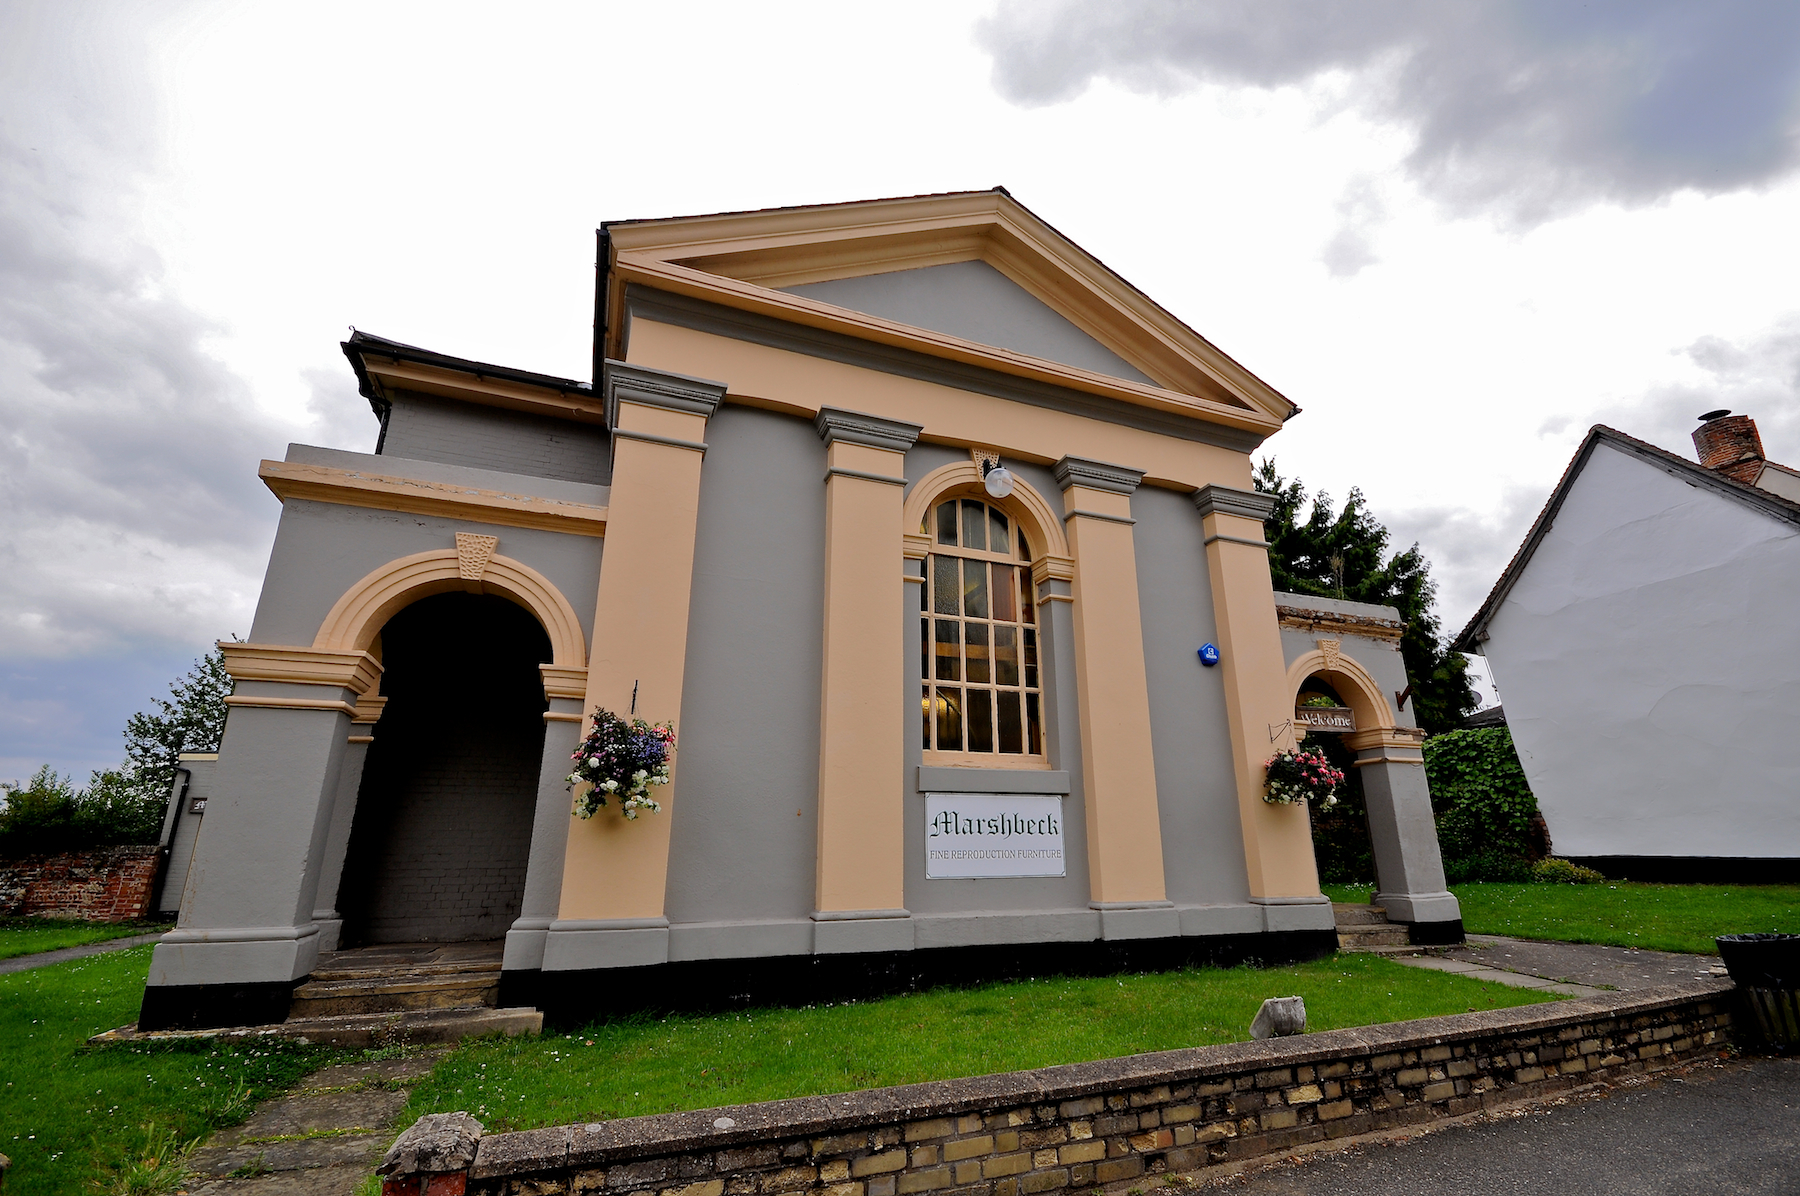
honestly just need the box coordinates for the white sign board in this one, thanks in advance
[924,793,1066,879]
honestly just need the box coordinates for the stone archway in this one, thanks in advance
[334,591,553,945]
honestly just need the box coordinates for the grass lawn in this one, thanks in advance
[402,954,1558,1134]
[1323,881,1800,956]
[0,917,162,961]
[0,945,343,1196]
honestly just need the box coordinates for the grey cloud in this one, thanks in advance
[1320,177,1387,277]
[1593,318,1800,463]
[1387,483,1547,635]
[0,3,294,660]
[978,1,1800,225]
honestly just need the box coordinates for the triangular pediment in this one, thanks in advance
[602,190,1294,434]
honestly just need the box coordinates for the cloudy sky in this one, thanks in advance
[4,1,1799,781]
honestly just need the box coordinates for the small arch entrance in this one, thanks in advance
[335,591,552,945]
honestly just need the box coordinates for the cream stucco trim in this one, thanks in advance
[1198,504,1325,902]
[222,695,358,717]
[312,549,588,668]
[815,430,916,913]
[1058,481,1169,905]
[220,643,383,697]
[352,695,388,724]
[903,461,1071,561]
[605,191,1292,426]
[558,374,723,924]
[539,664,590,703]
[259,460,608,538]
[1285,650,1398,738]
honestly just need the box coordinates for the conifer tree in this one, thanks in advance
[1254,459,1475,734]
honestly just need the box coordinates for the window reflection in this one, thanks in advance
[920,495,1045,759]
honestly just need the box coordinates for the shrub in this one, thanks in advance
[1532,857,1605,884]
[0,765,167,858]
[1423,727,1543,882]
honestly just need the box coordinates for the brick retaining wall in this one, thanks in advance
[381,981,1735,1195]
[0,846,160,921]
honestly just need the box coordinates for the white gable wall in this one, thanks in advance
[783,260,1158,386]
[1483,442,1800,859]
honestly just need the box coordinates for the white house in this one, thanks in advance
[1453,413,1800,882]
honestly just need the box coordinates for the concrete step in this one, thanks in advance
[289,970,500,1018]
[1331,902,1392,926]
[95,1004,542,1049]
[1338,925,1413,950]
[309,957,502,982]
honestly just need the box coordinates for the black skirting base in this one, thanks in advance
[1404,918,1465,946]
[137,981,294,1032]
[501,929,1340,1031]
[1566,856,1800,885]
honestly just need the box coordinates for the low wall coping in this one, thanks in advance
[469,978,1732,1179]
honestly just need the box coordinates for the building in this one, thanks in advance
[1454,414,1800,881]
[140,191,1457,1031]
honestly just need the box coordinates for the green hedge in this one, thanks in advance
[1423,727,1543,882]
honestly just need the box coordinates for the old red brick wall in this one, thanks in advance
[0,846,161,922]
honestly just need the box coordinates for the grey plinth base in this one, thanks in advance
[503,917,555,970]
[148,925,323,988]
[812,909,914,955]
[543,918,671,971]
[1374,889,1463,925]
[1091,902,1180,941]
[1251,896,1338,934]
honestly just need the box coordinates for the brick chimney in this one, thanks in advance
[1692,410,1765,485]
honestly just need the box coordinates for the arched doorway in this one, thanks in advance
[335,591,552,945]
[1293,675,1372,881]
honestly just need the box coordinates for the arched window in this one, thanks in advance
[921,496,1044,760]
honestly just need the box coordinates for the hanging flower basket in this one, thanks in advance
[567,708,675,820]
[1263,747,1344,811]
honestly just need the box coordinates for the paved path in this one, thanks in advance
[0,932,162,974]
[1196,1055,1800,1194]
[1384,934,1723,998]
[185,1051,443,1194]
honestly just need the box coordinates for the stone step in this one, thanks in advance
[1338,924,1413,950]
[289,971,500,1018]
[1331,902,1392,926]
[309,957,503,982]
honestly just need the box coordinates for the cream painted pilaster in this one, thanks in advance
[812,408,922,955]
[1052,457,1173,934]
[546,362,725,971]
[1194,485,1326,916]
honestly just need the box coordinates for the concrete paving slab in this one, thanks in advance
[188,1132,390,1178]
[215,1089,409,1145]
[1450,935,1718,990]
[187,1162,373,1195]
[299,1051,446,1092]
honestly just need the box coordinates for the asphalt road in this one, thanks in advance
[1198,1056,1800,1195]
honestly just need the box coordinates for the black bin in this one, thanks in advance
[1717,933,1800,1052]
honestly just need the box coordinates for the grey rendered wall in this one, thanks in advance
[250,447,605,651]
[661,405,827,954]
[784,261,1157,387]
[160,759,215,915]
[1130,484,1253,907]
[1482,442,1800,859]
[900,444,1097,933]
[380,390,612,485]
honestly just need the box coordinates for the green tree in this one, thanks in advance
[1422,727,1543,881]
[1254,459,1476,734]
[123,645,233,802]
[0,647,233,856]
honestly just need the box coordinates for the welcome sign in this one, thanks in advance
[924,793,1066,879]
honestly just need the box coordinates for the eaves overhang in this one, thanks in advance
[341,331,601,424]
[599,190,1297,439]
[1451,424,1800,653]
